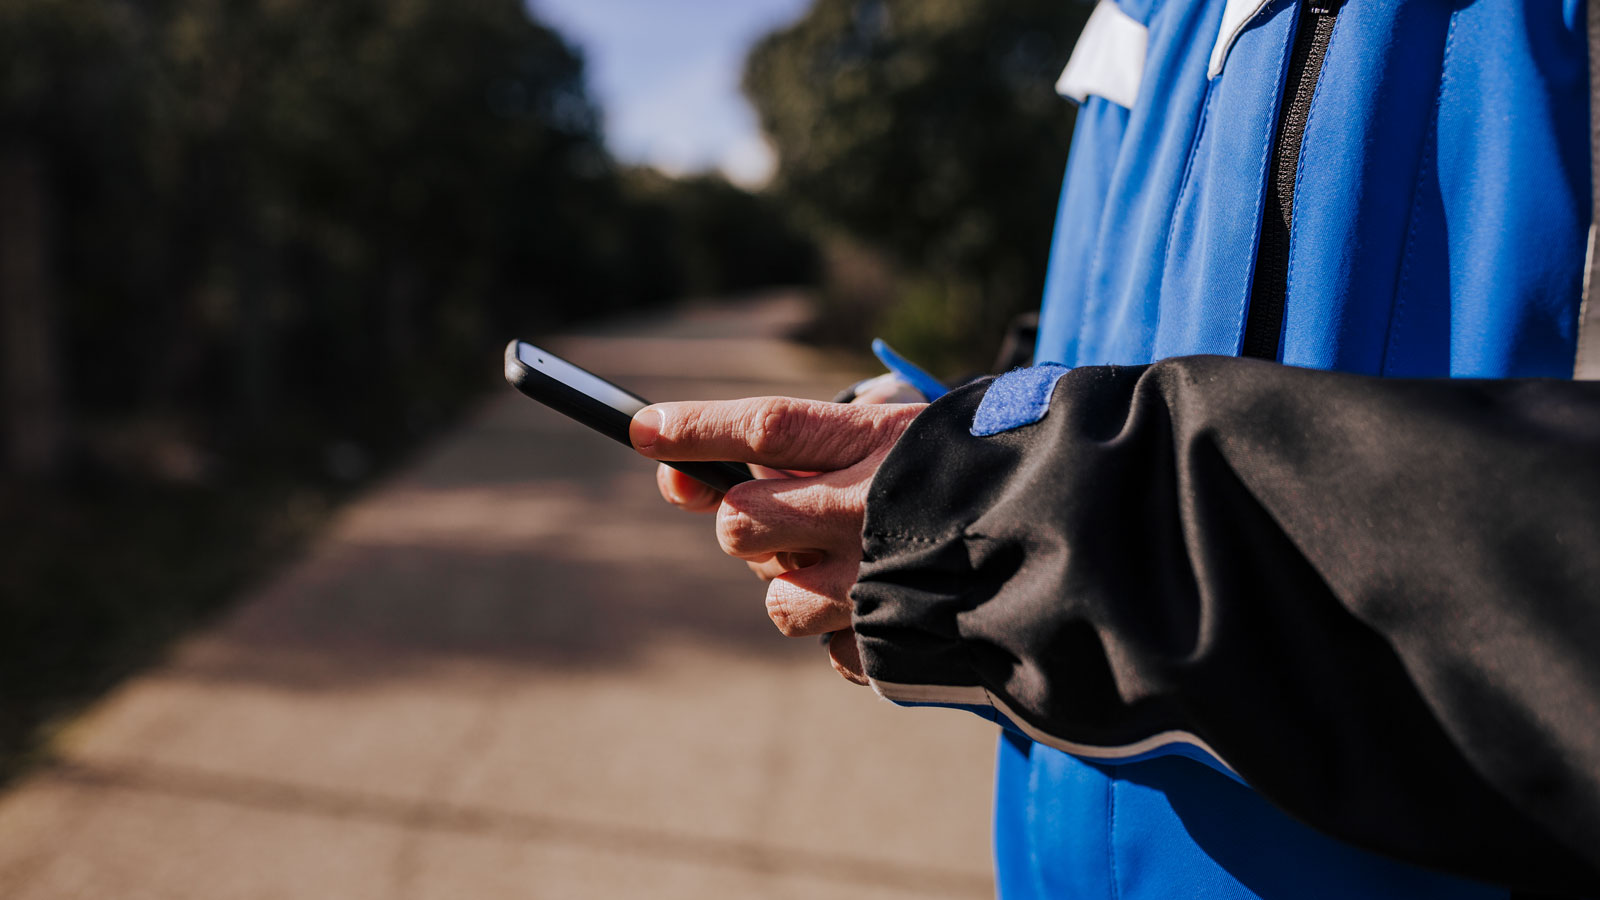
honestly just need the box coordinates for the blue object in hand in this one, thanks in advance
[871,338,948,401]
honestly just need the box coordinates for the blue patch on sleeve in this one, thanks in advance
[971,365,1072,436]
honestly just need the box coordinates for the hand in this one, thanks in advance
[632,396,925,683]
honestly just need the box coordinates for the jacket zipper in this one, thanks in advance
[1243,0,1344,360]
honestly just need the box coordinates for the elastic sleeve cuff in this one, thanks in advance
[850,379,995,706]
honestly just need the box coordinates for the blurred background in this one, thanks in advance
[0,0,1090,895]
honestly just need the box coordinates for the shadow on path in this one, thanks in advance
[0,294,996,900]
[38,758,991,897]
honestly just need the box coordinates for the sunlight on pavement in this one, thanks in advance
[0,296,996,900]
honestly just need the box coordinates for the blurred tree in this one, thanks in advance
[0,0,815,478]
[0,0,142,474]
[0,140,64,476]
[0,0,618,464]
[743,0,1089,371]
[622,167,818,303]
[121,0,621,446]
[0,0,820,781]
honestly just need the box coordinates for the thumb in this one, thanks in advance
[827,629,869,685]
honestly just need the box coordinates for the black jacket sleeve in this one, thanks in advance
[850,354,1600,894]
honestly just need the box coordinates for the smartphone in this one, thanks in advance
[503,340,753,493]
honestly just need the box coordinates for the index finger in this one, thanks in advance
[629,396,916,471]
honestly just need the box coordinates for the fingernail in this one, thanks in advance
[630,407,662,452]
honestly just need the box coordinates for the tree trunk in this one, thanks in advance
[0,141,65,478]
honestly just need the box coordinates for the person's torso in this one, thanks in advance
[1009,0,1590,897]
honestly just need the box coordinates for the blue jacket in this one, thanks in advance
[855,0,1598,896]
[1025,0,1587,895]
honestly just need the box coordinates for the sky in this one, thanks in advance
[527,0,812,187]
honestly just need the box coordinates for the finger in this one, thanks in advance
[748,558,785,582]
[656,464,721,513]
[716,475,865,560]
[748,551,825,583]
[749,463,815,479]
[630,397,919,471]
[764,561,856,638]
[851,374,924,405]
[827,629,869,685]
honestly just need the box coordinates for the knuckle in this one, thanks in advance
[837,479,872,520]
[659,404,697,448]
[746,401,802,459]
[765,592,807,637]
[869,406,912,444]
[716,504,761,555]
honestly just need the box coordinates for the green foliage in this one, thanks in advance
[875,276,993,375]
[0,0,814,464]
[622,168,818,303]
[0,0,817,780]
[744,0,1090,372]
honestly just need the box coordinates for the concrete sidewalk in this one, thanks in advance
[0,294,997,899]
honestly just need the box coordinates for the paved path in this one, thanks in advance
[0,294,997,899]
